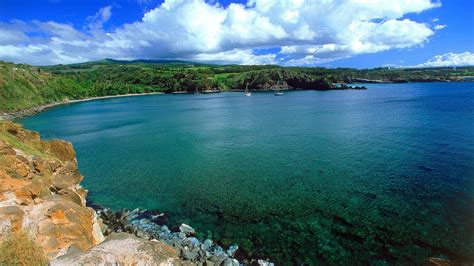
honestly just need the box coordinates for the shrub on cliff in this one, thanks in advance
[0,230,48,266]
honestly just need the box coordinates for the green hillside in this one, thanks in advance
[0,61,88,111]
[1,59,473,112]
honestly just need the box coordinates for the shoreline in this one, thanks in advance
[0,92,165,120]
[2,80,467,121]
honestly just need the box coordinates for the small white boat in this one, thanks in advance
[244,84,251,96]
[274,88,284,96]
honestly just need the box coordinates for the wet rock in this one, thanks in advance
[258,259,275,266]
[179,223,195,235]
[182,247,200,261]
[205,259,220,266]
[209,254,227,264]
[91,206,270,265]
[116,208,129,220]
[201,239,213,250]
[183,237,200,248]
[223,258,239,266]
[227,245,239,257]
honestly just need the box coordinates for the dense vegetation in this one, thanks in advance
[1,59,473,111]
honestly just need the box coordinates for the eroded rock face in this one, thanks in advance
[51,233,180,265]
[0,121,104,259]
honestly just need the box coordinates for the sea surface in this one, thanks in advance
[20,83,474,264]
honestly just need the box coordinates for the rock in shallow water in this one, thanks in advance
[258,259,275,266]
[223,258,240,266]
[201,239,213,251]
[183,237,200,248]
[95,207,272,264]
[179,223,195,235]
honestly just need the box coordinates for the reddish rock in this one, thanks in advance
[0,140,15,155]
[0,206,24,232]
[46,140,76,162]
[0,122,105,260]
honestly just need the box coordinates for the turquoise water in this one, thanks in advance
[20,83,474,264]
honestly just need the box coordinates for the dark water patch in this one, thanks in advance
[333,230,364,244]
[332,215,354,228]
[417,165,433,172]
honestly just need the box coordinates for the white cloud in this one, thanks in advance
[413,52,474,67]
[0,25,28,45]
[192,49,277,65]
[434,24,446,30]
[0,0,442,65]
[87,6,112,31]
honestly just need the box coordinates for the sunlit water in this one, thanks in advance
[20,83,474,264]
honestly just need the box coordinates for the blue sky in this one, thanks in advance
[0,0,473,67]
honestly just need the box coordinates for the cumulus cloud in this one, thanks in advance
[413,52,474,67]
[0,0,442,65]
[433,24,446,30]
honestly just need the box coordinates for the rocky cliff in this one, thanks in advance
[0,121,180,264]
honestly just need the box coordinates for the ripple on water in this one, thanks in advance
[19,84,474,264]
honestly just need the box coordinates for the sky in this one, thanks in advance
[0,0,473,68]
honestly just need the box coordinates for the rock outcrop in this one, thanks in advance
[0,122,182,265]
[0,121,104,259]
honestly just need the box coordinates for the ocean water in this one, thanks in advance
[20,83,474,264]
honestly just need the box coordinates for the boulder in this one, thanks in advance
[0,140,15,155]
[52,163,83,190]
[0,122,105,260]
[179,223,195,235]
[51,233,180,265]
[29,199,103,258]
[0,206,24,233]
[46,140,76,162]
[227,245,239,257]
[223,258,239,266]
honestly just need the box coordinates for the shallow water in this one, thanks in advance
[20,83,474,264]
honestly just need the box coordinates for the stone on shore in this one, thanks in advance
[179,223,195,235]
[51,233,180,265]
